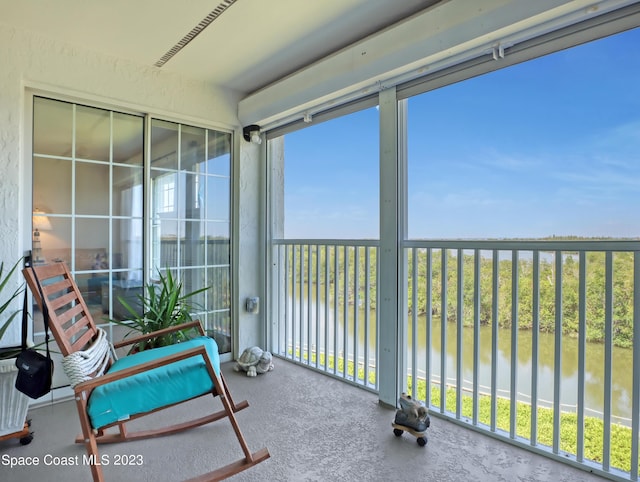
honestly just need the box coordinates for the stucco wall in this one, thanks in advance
[235,140,266,352]
[0,24,255,347]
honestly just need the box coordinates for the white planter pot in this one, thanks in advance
[0,358,29,437]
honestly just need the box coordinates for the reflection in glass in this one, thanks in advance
[113,112,144,165]
[113,218,143,271]
[208,311,231,353]
[152,171,177,217]
[151,120,178,169]
[75,218,109,254]
[182,172,204,220]
[181,125,205,173]
[183,221,205,267]
[150,122,232,353]
[32,98,147,347]
[113,166,143,217]
[207,130,231,176]
[179,267,207,312]
[33,97,73,157]
[76,105,110,161]
[207,222,230,266]
[76,161,109,215]
[154,219,179,270]
[206,176,230,220]
[33,157,72,214]
[39,217,72,264]
[208,267,231,311]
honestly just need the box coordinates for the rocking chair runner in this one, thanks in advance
[23,263,269,482]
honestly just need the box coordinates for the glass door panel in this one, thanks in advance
[32,97,233,368]
[32,97,144,332]
[150,119,232,353]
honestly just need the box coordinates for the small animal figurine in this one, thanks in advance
[234,346,275,377]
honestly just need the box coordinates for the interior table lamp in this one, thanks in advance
[32,209,52,264]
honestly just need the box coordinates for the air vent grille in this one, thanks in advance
[154,0,238,68]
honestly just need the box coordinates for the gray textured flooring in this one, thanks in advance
[0,359,603,481]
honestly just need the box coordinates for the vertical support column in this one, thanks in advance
[266,137,285,354]
[378,86,405,407]
[235,134,267,354]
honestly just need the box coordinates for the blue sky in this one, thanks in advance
[283,27,639,240]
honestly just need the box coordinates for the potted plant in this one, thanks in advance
[0,258,32,444]
[0,259,24,358]
[111,268,209,353]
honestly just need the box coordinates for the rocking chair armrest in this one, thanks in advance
[73,345,214,394]
[112,320,205,349]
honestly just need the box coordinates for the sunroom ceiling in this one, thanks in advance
[0,0,436,96]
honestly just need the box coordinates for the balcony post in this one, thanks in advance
[378,86,405,407]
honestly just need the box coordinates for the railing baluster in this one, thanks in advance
[510,250,519,439]
[315,244,320,369]
[324,245,330,372]
[298,244,304,362]
[333,245,339,376]
[306,244,312,364]
[456,248,463,418]
[343,246,349,379]
[603,251,613,471]
[491,249,498,432]
[411,247,418,399]
[473,249,480,425]
[553,251,562,454]
[285,244,291,359]
[441,248,448,414]
[278,245,284,356]
[354,247,360,384]
[577,251,586,461]
[531,250,540,446]
[426,248,432,407]
[364,247,371,388]
[375,246,380,390]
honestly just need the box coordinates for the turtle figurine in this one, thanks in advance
[234,346,275,377]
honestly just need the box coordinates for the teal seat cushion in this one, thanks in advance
[87,336,219,429]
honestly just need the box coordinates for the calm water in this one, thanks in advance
[285,293,633,425]
[416,318,633,425]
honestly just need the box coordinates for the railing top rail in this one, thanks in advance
[403,239,640,252]
[273,238,380,247]
[272,238,639,251]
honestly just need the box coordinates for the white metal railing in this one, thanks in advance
[272,238,639,481]
[271,239,379,391]
[405,239,639,482]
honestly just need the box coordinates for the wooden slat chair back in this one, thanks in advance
[23,262,269,482]
[23,263,98,356]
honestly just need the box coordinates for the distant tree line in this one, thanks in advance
[285,240,636,348]
[406,249,635,348]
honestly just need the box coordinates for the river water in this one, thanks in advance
[416,318,633,425]
[286,294,633,425]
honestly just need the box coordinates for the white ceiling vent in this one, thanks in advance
[154,0,238,67]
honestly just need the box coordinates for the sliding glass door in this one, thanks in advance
[149,120,232,353]
[32,97,233,374]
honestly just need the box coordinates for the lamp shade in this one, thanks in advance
[32,211,52,231]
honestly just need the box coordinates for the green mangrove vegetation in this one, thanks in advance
[284,240,636,348]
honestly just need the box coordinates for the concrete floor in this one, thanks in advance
[0,359,605,482]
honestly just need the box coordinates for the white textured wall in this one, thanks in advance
[0,24,255,347]
[235,139,266,352]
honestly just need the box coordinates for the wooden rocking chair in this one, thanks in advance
[23,263,269,481]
